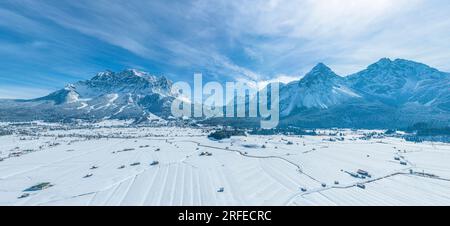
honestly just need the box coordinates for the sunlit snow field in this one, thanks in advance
[1,122,450,206]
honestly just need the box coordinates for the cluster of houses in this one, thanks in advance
[344,169,372,180]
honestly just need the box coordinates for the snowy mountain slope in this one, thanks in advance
[346,58,450,107]
[280,63,361,116]
[0,69,178,122]
[275,58,450,128]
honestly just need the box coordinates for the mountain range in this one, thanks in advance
[0,58,449,128]
[278,58,450,128]
[0,69,177,122]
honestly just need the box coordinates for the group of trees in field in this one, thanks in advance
[404,123,450,143]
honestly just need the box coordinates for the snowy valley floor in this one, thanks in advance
[1,124,450,206]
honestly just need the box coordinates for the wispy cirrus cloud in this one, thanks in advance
[0,0,449,98]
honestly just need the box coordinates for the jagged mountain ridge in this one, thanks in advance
[279,58,450,128]
[0,69,178,122]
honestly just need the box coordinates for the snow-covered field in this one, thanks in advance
[1,123,450,206]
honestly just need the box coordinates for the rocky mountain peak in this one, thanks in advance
[299,63,340,87]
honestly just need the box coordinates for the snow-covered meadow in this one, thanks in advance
[1,122,450,206]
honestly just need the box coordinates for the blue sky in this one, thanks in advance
[0,0,449,98]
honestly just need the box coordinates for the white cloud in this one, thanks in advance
[1,0,449,97]
[238,0,450,74]
[257,74,300,90]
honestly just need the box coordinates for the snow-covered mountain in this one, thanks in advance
[0,69,178,122]
[279,58,450,128]
[280,63,361,116]
[347,58,449,107]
